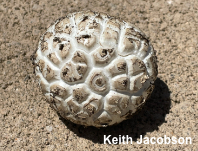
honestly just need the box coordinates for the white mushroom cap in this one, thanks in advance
[33,10,158,127]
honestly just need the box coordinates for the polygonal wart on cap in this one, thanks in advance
[32,10,158,127]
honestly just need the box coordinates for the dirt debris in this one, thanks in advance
[0,0,198,150]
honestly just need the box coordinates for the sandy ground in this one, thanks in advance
[0,0,198,150]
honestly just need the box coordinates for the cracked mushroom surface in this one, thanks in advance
[33,10,158,127]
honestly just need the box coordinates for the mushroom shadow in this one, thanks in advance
[59,78,171,144]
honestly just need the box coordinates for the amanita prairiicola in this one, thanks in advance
[32,10,158,127]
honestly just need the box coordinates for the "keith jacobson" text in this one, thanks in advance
[104,135,192,144]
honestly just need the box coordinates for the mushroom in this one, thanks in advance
[33,10,158,127]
